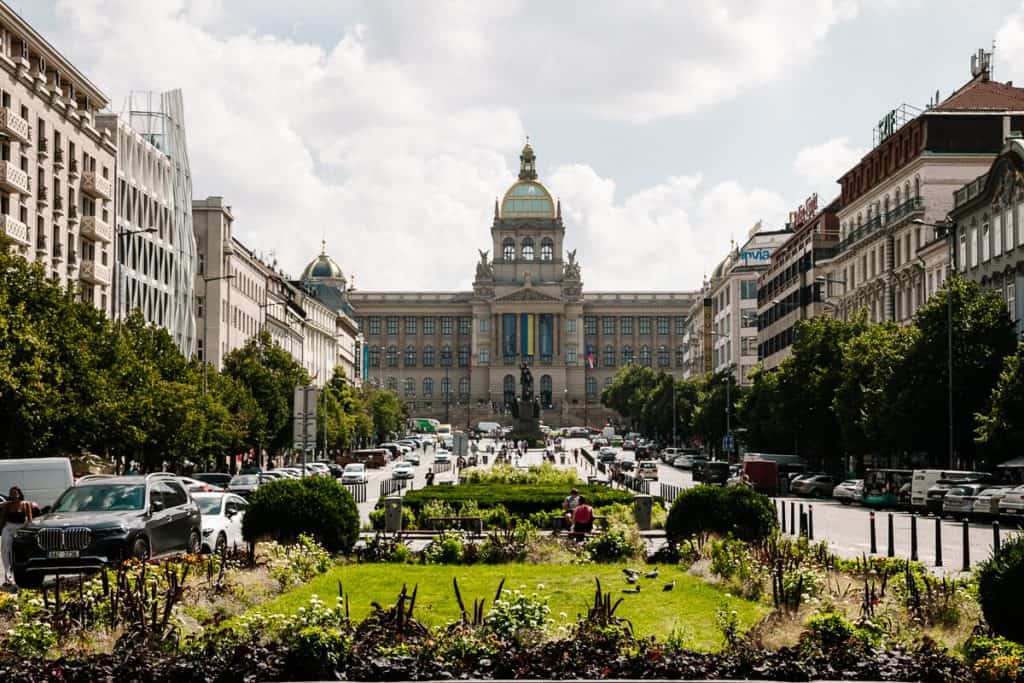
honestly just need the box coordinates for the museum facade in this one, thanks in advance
[346,144,698,428]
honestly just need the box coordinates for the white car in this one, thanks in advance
[270,468,301,478]
[434,450,452,464]
[393,462,415,479]
[404,452,421,466]
[999,484,1024,517]
[193,492,248,554]
[832,479,864,505]
[178,476,223,493]
[342,463,368,484]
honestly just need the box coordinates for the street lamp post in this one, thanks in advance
[912,218,956,469]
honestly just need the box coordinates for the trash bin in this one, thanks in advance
[633,494,653,531]
[384,496,403,533]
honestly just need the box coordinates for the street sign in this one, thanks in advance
[722,433,735,453]
[293,385,320,451]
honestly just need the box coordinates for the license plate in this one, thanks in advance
[48,550,80,559]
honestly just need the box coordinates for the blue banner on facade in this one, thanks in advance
[502,313,517,359]
[539,314,553,359]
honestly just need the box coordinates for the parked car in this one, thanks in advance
[192,473,231,489]
[314,461,344,478]
[178,476,221,494]
[598,447,617,464]
[622,440,636,451]
[392,462,415,480]
[791,474,836,498]
[672,455,690,468]
[972,486,1012,519]
[342,463,368,484]
[637,461,659,480]
[434,450,452,464]
[272,468,302,478]
[999,484,1024,517]
[11,474,202,587]
[0,457,74,509]
[942,483,992,519]
[832,479,864,505]
[227,474,262,498]
[404,452,421,466]
[192,492,248,554]
[660,447,680,463]
[925,474,994,515]
[378,443,403,459]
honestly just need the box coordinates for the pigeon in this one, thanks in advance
[622,586,641,594]
[625,573,639,584]
[644,567,659,579]
[662,581,676,592]
[622,568,640,578]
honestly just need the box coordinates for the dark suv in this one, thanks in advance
[12,474,202,587]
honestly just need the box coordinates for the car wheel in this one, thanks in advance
[131,538,150,562]
[187,529,202,555]
[839,498,851,505]
[214,533,227,556]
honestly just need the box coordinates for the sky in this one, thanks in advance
[15,0,1024,291]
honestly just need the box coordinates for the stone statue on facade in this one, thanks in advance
[563,249,581,281]
[520,362,534,402]
[476,249,493,280]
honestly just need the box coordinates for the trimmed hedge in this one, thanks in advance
[665,484,777,544]
[977,533,1024,643]
[242,476,359,554]
[403,483,634,517]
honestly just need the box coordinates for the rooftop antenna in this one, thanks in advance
[992,39,997,81]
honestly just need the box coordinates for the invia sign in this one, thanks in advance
[739,248,773,264]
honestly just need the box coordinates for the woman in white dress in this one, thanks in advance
[0,486,33,585]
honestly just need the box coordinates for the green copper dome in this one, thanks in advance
[500,142,555,219]
[301,241,346,284]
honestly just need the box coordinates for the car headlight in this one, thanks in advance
[15,528,37,539]
[94,525,130,537]
[202,528,214,536]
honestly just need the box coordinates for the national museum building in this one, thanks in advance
[347,144,698,428]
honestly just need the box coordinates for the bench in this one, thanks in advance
[549,514,608,534]
[427,516,484,535]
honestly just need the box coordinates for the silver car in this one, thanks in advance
[942,483,990,519]
[832,479,863,505]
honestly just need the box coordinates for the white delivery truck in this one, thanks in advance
[0,457,74,509]
[476,421,501,435]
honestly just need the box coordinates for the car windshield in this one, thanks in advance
[230,475,259,486]
[54,484,145,512]
[948,486,971,496]
[345,465,364,472]
[195,497,224,514]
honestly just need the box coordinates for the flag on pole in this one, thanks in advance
[585,343,596,369]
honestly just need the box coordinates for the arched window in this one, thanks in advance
[386,345,398,367]
[404,344,416,367]
[622,345,634,365]
[404,378,415,397]
[369,347,381,368]
[423,378,434,396]
[585,375,597,398]
[639,345,651,366]
[883,195,890,221]
[521,237,535,261]
[657,345,669,367]
[502,237,515,261]
[540,237,554,261]
[440,377,451,399]
[914,176,921,198]
[386,376,397,392]
[603,345,616,367]
[422,345,435,367]
[904,181,911,203]
[503,374,515,406]
[895,186,901,207]
[440,345,453,367]
[540,374,552,407]
[675,346,685,368]
[458,377,470,400]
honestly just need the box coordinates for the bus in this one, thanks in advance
[409,417,439,433]
[862,469,913,508]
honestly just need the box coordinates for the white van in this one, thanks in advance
[0,457,74,508]
[910,469,989,510]
[476,421,500,435]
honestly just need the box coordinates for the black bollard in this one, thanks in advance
[869,511,877,554]
[799,503,805,535]
[994,520,1001,555]
[781,500,787,530]
[962,519,970,572]
[910,514,918,562]
[935,517,943,567]
[790,501,796,535]
[808,504,814,540]
[887,513,895,558]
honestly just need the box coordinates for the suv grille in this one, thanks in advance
[37,527,93,551]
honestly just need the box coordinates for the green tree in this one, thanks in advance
[895,276,1016,468]
[976,342,1024,464]
[691,368,743,456]
[318,368,373,454]
[738,365,791,453]
[363,385,407,443]
[600,364,659,430]
[222,330,309,456]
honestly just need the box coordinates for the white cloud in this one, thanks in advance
[45,0,812,291]
[793,136,864,192]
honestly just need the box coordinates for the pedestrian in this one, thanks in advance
[0,487,33,585]
[572,495,594,542]
[425,470,435,486]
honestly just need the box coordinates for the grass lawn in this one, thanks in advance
[253,563,769,651]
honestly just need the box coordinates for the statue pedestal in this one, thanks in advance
[511,398,544,445]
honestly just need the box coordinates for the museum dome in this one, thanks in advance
[500,142,556,219]
[301,241,346,285]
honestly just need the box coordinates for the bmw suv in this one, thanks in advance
[12,474,202,587]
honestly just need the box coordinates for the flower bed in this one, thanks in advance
[402,482,634,517]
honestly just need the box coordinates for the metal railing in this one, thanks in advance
[342,481,367,503]
[885,196,924,225]
[379,478,411,497]
[838,215,883,253]
[954,173,988,208]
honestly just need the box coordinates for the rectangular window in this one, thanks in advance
[479,317,490,333]
[602,316,615,336]
[567,347,577,364]
[567,318,577,335]
[458,316,471,336]
[970,227,979,268]
[368,316,381,336]
[894,239,901,267]
[1005,208,1013,255]
[1008,282,1017,320]
[959,233,967,270]
[441,316,454,335]
[656,316,670,335]
[995,213,1003,257]
[423,316,435,335]
[386,316,398,336]
[740,308,757,328]
[675,316,685,334]
[620,316,633,335]
[982,223,991,262]
[639,316,652,335]
[584,316,597,336]
[478,348,489,364]
[405,316,417,335]
[740,280,758,299]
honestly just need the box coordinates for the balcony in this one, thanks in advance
[839,215,883,253]
[80,215,112,243]
[52,242,63,263]
[35,233,46,255]
[954,173,988,208]
[53,147,64,169]
[36,185,48,207]
[68,159,79,178]
[53,195,64,216]
[0,107,30,144]
[37,136,48,159]
[68,206,78,223]
[0,161,29,195]
[81,171,111,200]
[0,213,29,247]
[67,249,77,266]
[79,259,110,285]
[885,196,924,227]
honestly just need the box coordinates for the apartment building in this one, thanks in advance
[97,90,196,356]
[824,51,1024,324]
[0,3,116,314]
[757,196,840,369]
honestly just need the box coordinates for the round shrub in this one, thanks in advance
[977,533,1024,643]
[243,476,359,554]
[665,485,777,544]
[801,612,855,651]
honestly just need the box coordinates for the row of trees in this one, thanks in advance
[602,276,1024,473]
[0,250,407,471]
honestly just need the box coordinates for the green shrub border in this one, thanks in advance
[403,483,635,517]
